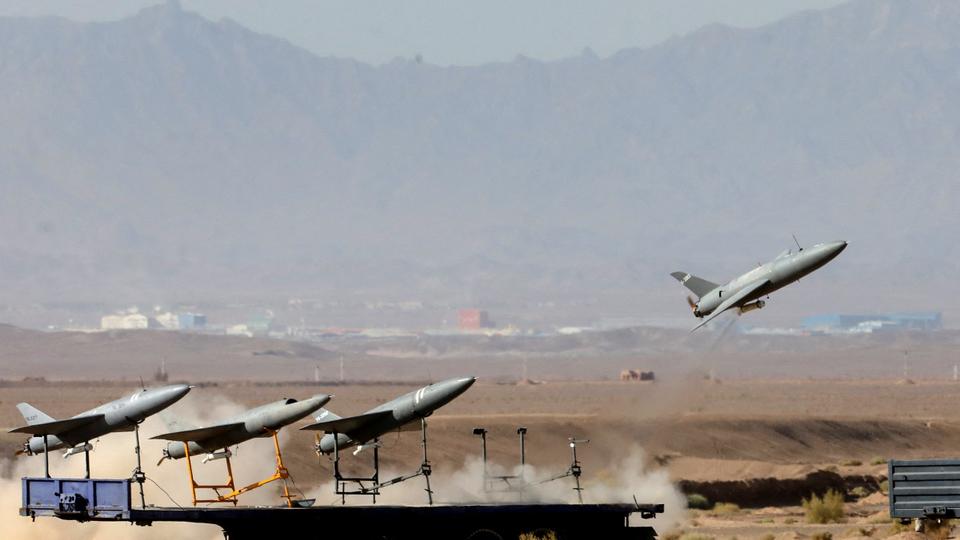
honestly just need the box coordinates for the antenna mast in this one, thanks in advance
[792,234,803,252]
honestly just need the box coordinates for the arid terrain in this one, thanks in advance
[4,327,960,539]
[2,324,959,382]
[4,377,960,539]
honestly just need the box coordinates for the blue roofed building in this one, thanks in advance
[177,312,207,330]
[885,312,942,330]
[802,312,942,333]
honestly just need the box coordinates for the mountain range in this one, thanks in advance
[0,0,957,325]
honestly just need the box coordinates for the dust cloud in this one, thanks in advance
[308,445,687,532]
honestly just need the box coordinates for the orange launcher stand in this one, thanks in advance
[182,431,294,507]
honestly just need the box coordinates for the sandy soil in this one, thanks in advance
[3,324,960,382]
[5,379,960,482]
[5,327,960,538]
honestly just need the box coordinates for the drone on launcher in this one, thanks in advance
[153,393,330,506]
[10,384,192,478]
[302,376,476,504]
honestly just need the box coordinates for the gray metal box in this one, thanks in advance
[889,459,960,519]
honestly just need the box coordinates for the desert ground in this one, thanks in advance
[4,377,960,539]
[4,326,960,539]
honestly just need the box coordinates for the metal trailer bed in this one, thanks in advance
[20,477,665,540]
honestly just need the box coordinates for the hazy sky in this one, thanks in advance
[0,0,849,65]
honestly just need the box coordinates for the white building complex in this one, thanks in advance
[100,313,153,330]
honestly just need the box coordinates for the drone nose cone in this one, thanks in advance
[439,377,476,402]
[303,394,332,410]
[159,384,192,403]
[821,240,847,259]
[419,377,476,411]
[450,377,476,396]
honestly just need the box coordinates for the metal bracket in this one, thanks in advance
[327,417,434,505]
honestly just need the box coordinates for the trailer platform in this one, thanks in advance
[20,477,665,540]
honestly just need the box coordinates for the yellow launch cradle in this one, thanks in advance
[181,431,295,507]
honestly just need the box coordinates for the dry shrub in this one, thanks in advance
[923,519,954,540]
[519,531,557,540]
[710,502,741,516]
[687,493,711,510]
[843,526,875,537]
[811,533,833,540]
[803,489,845,524]
[885,519,911,536]
[678,534,714,540]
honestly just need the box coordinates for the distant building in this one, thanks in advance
[620,370,655,382]
[557,326,590,335]
[225,324,253,337]
[177,313,207,330]
[802,312,942,333]
[129,311,207,331]
[101,313,157,330]
[155,312,179,330]
[886,312,943,330]
[458,309,494,330]
[247,314,273,336]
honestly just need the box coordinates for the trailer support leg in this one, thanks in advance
[421,417,433,505]
[133,422,146,508]
[183,442,238,506]
[221,432,293,507]
[43,435,49,478]
[84,441,90,479]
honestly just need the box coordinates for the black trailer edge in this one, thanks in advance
[21,477,665,540]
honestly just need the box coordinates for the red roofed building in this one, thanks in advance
[458,309,494,330]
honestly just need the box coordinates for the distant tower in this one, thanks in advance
[339,356,345,383]
[314,365,321,384]
[154,358,168,383]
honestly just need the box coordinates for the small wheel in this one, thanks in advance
[465,529,504,540]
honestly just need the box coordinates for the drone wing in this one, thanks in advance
[151,422,246,443]
[691,279,769,332]
[300,410,394,437]
[9,415,105,437]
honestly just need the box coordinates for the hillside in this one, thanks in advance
[0,0,956,323]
